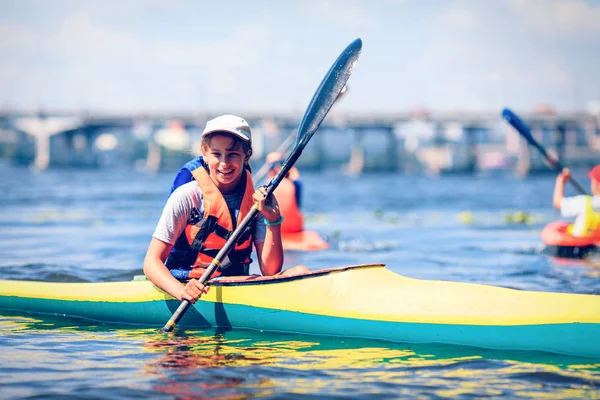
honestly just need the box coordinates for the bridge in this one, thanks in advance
[0,109,598,174]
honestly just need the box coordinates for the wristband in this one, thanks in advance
[264,215,284,226]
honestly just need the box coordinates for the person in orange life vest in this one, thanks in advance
[144,115,308,304]
[265,151,304,234]
[553,164,600,237]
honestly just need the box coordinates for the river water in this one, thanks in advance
[1,165,599,399]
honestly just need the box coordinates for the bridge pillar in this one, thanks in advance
[33,133,51,170]
[145,123,166,172]
[13,116,82,170]
[584,119,600,151]
[426,121,447,174]
[146,139,161,172]
[245,117,272,160]
[515,126,531,177]
[345,128,364,175]
[313,126,325,170]
[555,122,566,167]
[384,125,398,171]
[515,120,546,175]
[463,125,477,173]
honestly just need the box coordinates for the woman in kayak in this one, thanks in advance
[144,115,307,303]
[265,151,304,234]
[552,164,600,237]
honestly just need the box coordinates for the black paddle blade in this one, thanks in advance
[502,107,588,195]
[502,108,536,146]
[502,107,557,167]
[295,38,362,150]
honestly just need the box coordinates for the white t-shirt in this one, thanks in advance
[560,195,600,217]
[152,181,266,246]
[560,195,600,236]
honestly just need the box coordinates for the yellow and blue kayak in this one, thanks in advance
[0,264,599,358]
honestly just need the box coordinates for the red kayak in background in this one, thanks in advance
[541,221,600,259]
[269,159,329,252]
[282,230,329,252]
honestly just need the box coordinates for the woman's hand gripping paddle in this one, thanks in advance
[161,38,363,332]
[502,108,588,195]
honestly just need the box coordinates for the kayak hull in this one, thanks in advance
[1,265,599,358]
[541,221,600,259]
[282,230,329,251]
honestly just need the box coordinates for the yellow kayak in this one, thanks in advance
[0,264,598,358]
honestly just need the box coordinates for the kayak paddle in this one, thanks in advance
[501,108,588,195]
[161,38,363,332]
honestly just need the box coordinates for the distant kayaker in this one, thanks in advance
[552,164,600,237]
[265,151,304,234]
[144,115,308,304]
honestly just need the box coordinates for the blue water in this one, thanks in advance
[1,165,599,398]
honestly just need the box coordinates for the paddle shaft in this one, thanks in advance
[502,108,587,195]
[161,38,362,332]
[162,157,303,331]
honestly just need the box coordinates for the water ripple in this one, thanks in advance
[1,168,600,398]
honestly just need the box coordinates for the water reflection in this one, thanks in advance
[145,330,276,368]
[140,327,600,398]
[1,314,599,399]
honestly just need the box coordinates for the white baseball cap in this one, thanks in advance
[202,114,251,143]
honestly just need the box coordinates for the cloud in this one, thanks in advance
[0,21,38,52]
[509,0,600,38]
[392,1,598,111]
[436,5,478,28]
[56,13,140,60]
[152,23,269,69]
[0,0,598,113]
[307,0,379,29]
[0,4,280,111]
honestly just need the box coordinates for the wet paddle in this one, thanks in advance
[502,108,588,195]
[161,38,363,332]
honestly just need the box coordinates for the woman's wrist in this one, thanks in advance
[264,215,284,226]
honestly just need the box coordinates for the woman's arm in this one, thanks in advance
[553,168,571,210]
[143,238,208,303]
[254,227,284,275]
[253,187,283,276]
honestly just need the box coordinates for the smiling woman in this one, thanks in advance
[143,114,309,311]
[200,116,253,194]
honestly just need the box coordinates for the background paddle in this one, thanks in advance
[253,85,348,185]
[252,130,297,184]
[502,108,588,195]
[161,38,363,332]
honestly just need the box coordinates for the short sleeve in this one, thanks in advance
[592,195,600,211]
[253,216,267,244]
[560,195,587,218]
[152,182,202,245]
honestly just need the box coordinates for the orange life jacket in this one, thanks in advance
[167,161,256,279]
[272,176,304,234]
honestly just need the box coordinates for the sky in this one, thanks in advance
[1,0,599,115]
